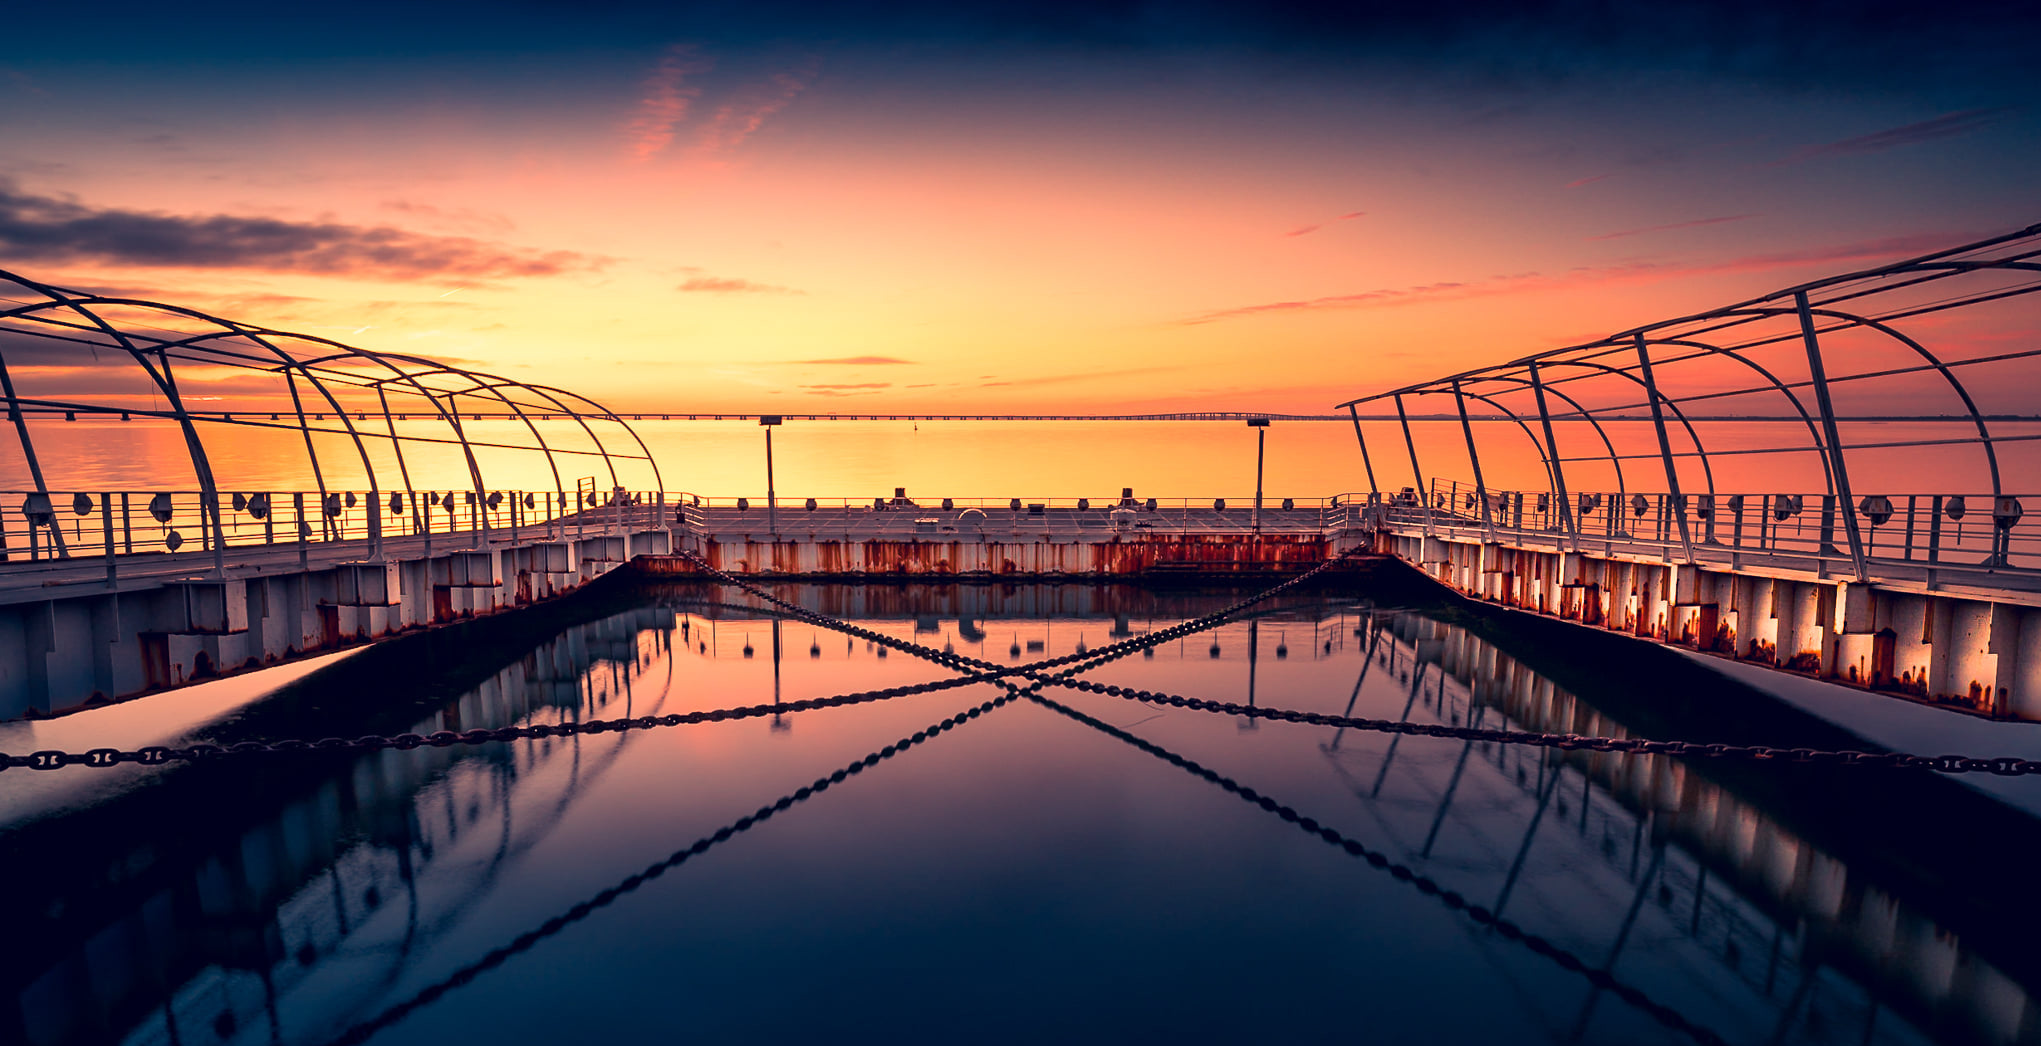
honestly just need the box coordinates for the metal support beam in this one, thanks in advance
[1631,335,1695,564]
[1450,380,1494,536]
[0,351,64,558]
[1394,393,1425,514]
[1795,291,1868,581]
[1347,404,1379,500]
[1528,362,1578,550]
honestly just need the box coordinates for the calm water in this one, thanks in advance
[5,580,2039,1045]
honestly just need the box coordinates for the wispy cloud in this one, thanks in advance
[1284,211,1365,238]
[0,66,43,96]
[799,382,890,396]
[0,179,599,280]
[1564,173,1613,188]
[977,365,1185,388]
[627,44,714,161]
[678,276,802,294]
[1587,214,1758,241]
[1783,109,2005,164]
[1180,230,1974,325]
[787,355,913,365]
[697,61,819,158]
[379,199,515,235]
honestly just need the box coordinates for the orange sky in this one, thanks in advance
[2,6,2036,424]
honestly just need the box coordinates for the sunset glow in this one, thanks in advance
[5,3,2034,423]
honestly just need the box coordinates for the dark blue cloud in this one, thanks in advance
[0,180,597,280]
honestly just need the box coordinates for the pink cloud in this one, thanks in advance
[626,44,714,161]
[697,61,819,158]
[678,276,802,294]
[1564,174,1612,188]
[1284,211,1366,238]
[1180,230,1977,325]
[1783,109,2005,165]
[1587,214,1758,241]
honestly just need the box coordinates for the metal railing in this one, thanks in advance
[665,494,1362,537]
[1376,477,2037,584]
[0,487,674,577]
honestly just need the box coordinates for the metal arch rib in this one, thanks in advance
[1460,374,1629,504]
[334,360,598,494]
[1331,225,2041,409]
[1502,357,1719,500]
[1720,306,2003,498]
[1400,387,1560,502]
[521,383,663,492]
[0,275,231,565]
[9,298,390,518]
[1636,335,1834,503]
[0,286,494,500]
[290,351,636,494]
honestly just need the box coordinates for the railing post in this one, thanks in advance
[368,494,382,560]
[120,493,133,554]
[1903,494,1917,561]
[1928,495,1944,565]
[1729,494,1744,569]
[101,492,116,587]
[1630,334,1695,564]
[294,492,308,568]
[1795,291,1867,581]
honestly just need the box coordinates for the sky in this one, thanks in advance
[2,0,2038,418]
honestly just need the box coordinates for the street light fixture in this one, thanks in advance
[1248,417,1270,532]
[760,415,782,536]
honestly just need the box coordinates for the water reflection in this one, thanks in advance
[2,583,2035,1045]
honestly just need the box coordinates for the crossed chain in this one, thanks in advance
[7,544,2040,777]
[323,555,1736,1046]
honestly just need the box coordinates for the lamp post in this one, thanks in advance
[1248,417,1270,532]
[760,415,782,537]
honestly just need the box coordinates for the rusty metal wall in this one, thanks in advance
[640,532,1332,579]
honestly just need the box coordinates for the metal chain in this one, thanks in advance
[1028,691,1730,1046]
[684,551,2041,778]
[16,543,2041,779]
[675,545,1367,681]
[324,690,1022,1046]
[0,672,996,772]
[0,566,1215,773]
[1049,677,2041,776]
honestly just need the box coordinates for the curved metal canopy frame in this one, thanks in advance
[0,270,663,561]
[1334,222,2041,508]
[1512,357,1719,500]
[1470,373,1631,504]
[1401,387,1559,501]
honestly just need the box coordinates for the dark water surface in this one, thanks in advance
[5,580,2039,1046]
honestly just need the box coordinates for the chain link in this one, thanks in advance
[683,551,2041,778]
[324,690,1023,1046]
[15,546,2041,779]
[0,672,996,772]
[1028,691,1730,1046]
[1048,676,2041,775]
